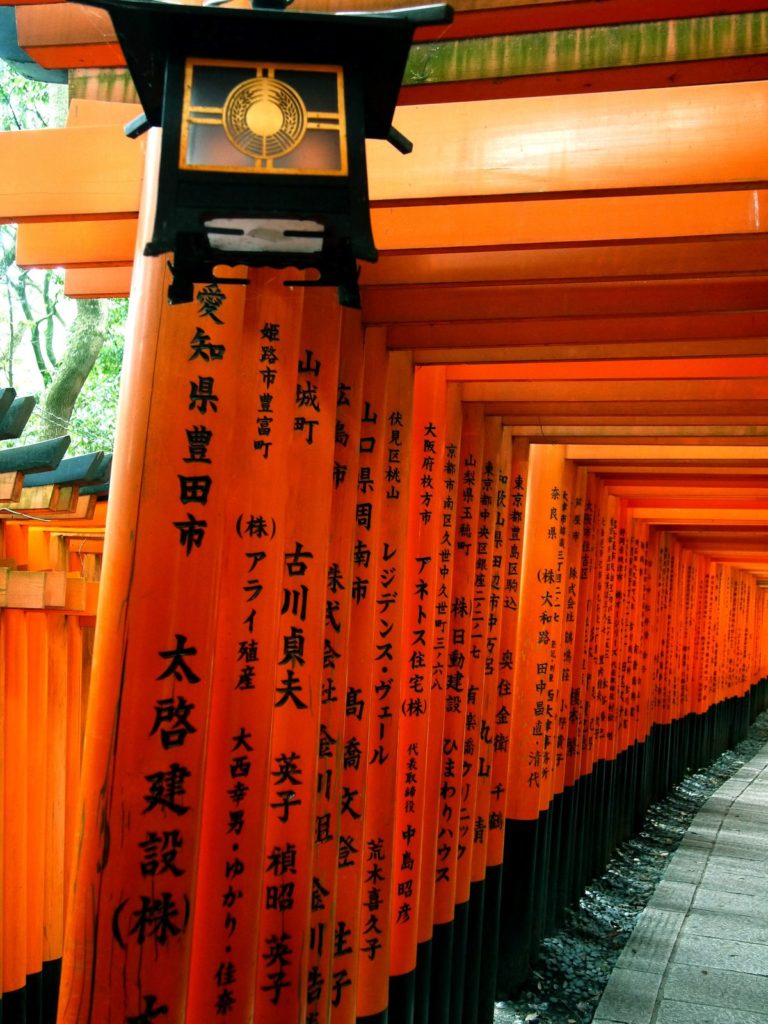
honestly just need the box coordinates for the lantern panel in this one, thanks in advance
[180,58,348,177]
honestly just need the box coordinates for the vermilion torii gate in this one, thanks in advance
[2,2,768,1023]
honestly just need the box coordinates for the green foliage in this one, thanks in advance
[59,301,127,454]
[0,60,59,131]
[0,60,127,454]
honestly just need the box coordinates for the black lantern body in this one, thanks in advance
[79,0,452,305]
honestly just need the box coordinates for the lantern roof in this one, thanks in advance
[76,0,452,139]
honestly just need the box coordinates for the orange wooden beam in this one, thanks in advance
[626,496,768,510]
[0,126,142,222]
[601,476,768,497]
[63,266,131,298]
[566,444,768,463]
[502,415,768,425]
[414,340,768,365]
[507,428,768,443]
[361,237,768,287]
[370,191,768,253]
[494,401,768,418]
[627,508,768,525]
[363,276,768,324]
[461,378,768,403]
[66,98,141,127]
[367,82,768,202]
[388,311,768,350]
[16,219,137,269]
[444,356,768,382]
[20,223,768,309]
[5,115,768,227]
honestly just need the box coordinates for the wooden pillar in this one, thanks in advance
[3,612,26,1020]
[57,131,357,1023]
[424,386,466,1024]
[357,345,415,1024]
[307,312,363,1024]
[497,443,569,994]
[388,365,448,1024]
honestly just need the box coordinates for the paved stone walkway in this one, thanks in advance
[593,744,768,1024]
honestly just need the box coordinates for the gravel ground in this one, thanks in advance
[494,710,768,1024]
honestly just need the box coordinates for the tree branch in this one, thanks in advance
[40,299,106,439]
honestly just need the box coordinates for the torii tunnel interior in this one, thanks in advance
[3,1,768,1023]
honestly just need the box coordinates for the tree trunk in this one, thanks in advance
[40,299,105,439]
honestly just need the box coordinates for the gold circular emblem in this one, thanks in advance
[223,77,307,160]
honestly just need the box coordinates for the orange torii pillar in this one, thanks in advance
[57,139,356,1022]
[425,403,484,1024]
[497,443,572,994]
[387,365,449,1023]
[420,383,463,1024]
[353,343,415,1024]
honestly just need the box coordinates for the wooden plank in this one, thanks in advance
[16,219,137,269]
[488,400,768,417]
[511,436,768,446]
[508,425,768,438]
[368,82,768,201]
[0,389,18,426]
[566,444,768,462]
[40,495,98,520]
[0,472,23,503]
[461,378,768,402]
[64,578,87,611]
[600,472,768,488]
[0,570,67,608]
[444,355,768,382]
[23,452,104,488]
[501,415,768,425]
[362,237,768,287]
[15,4,123,65]
[0,126,142,223]
[6,571,45,609]
[370,190,768,252]
[412,340,768,365]
[388,311,768,350]
[627,508,768,524]
[4,95,768,221]
[0,397,36,440]
[363,276,768,324]
[17,225,768,284]
[66,98,141,126]
[0,437,69,475]
[0,497,96,522]
[7,484,60,511]
[43,571,67,607]
[602,481,768,500]
[64,266,132,299]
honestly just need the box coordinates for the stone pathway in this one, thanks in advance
[593,744,768,1024]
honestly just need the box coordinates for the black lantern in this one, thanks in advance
[79,0,452,306]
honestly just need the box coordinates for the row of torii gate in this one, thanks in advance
[2,2,768,1023]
